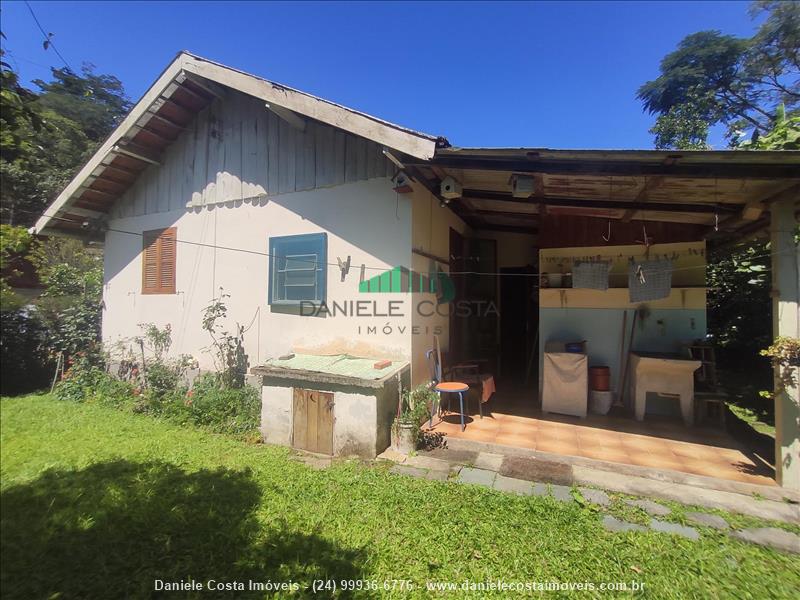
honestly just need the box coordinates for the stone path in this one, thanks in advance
[377,448,800,554]
[623,498,672,516]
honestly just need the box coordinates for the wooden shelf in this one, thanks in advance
[540,287,707,309]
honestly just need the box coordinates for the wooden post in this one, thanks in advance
[771,195,800,489]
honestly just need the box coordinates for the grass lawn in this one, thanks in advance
[2,396,798,598]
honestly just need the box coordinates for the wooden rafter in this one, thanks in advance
[623,176,665,222]
[404,157,800,179]
[113,141,161,166]
[460,189,738,214]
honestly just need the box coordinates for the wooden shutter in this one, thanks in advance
[142,227,176,294]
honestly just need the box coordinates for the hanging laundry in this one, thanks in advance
[628,259,673,302]
[572,260,611,290]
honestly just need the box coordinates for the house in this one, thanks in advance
[34,52,799,489]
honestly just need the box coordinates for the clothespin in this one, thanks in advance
[635,264,646,284]
[337,256,351,282]
[359,264,365,284]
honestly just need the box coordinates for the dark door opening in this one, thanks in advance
[500,266,537,383]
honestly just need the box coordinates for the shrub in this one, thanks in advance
[0,307,51,395]
[52,318,259,440]
[54,354,135,407]
[134,323,197,400]
[201,292,248,389]
[183,373,260,436]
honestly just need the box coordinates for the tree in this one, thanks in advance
[0,51,129,392]
[33,64,131,143]
[0,59,131,226]
[638,1,800,147]
[648,92,711,149]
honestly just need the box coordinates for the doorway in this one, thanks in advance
[500,266,538,382]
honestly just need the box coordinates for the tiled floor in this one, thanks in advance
[424,384,776,487]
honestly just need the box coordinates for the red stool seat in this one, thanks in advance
[435,381,469,393]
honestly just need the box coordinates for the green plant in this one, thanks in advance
[135,323,197,400]
[393,385,435,446]
[201,290,248,389]
[53,353,134,406]
[175,372,260,436]
[760,337,800,398]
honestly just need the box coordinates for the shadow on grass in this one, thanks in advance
[1,461,365,598]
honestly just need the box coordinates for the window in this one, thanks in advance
[142,227,176,294]
[269,233,327,305]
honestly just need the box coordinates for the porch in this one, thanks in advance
[405,148,798,489]
[424,384,776,487]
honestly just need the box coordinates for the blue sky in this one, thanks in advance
[1,1,762,149]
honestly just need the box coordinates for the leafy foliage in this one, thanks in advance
[0,53,129,393]
[201,291,249,389]
[53,357,259,439]
[649,92,711,150]
[639,1,799,147]
[707,241,772,361]
[33,65,132,144]
[738,104,800,149]
[0,308,51,394]
[760,336,800,396]
[0,224,37,311]
[1,57,130,226]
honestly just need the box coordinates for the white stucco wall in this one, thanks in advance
[102,178,413,370]
[410,185,470,386]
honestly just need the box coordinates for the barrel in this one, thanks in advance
[589,366,611,391]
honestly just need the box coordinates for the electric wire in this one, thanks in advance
[23,1,73,72]
[16,207,786,279]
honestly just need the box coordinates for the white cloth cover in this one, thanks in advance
[542,350,588,418]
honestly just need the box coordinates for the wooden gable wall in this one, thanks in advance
[111,90,395,218]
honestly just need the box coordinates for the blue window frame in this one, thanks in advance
[268,233,327,305]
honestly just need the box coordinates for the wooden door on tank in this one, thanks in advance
[292,388,334,454]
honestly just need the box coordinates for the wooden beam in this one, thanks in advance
[96,161,141,178]
[77,185,117,199]
[412,247,449,265]
[461,189,738,214]
[623,176,665,222]
[635,175,664,201]
[473,224,538,235]
[173,79,214,104]
[770,195,800,489]
[155,96,196,122]
[112,141,161,166]
[135,124,175,145]
[404,157,800,179]
[265,102,306,132]
[58,206,106,219]
[741,200,766,221]
[473,209,538,219]
[146,109,190,131]
[177,71,226,99]
[710,183,800,238]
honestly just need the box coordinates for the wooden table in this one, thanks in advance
[629,352,701,426]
